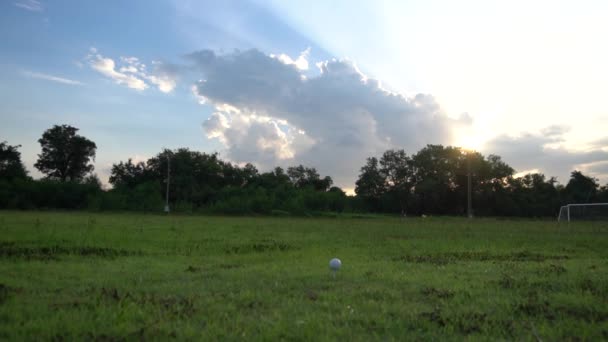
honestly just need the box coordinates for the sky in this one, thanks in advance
[1,0,607,192]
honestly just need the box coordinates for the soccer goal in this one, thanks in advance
[557,203,608,222]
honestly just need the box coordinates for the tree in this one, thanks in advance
[355,157,385,211]
[146,149,225,206]
[109,159,151,189]
[379,149,413,214]
[256,167,292,190]
[564,170,599,203]
[0,141,28,180]
[287,165,333,191]
[34,125,97,182]
[411,145,463,214]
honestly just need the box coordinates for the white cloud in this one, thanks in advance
[15,0,43,11]
[191,84,207,104]
[87,53,148,91]
[119,65,139,73]
[203,110,315,166]
[271,48,310,70]
[22,70,83,85]
[513,169,540,178]
[189,48,467,186]
[86,49,178,93]
[146,61,179,93]
[184,48,608,187]
[483,128,608,184]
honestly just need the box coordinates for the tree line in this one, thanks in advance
[355,146,607,216]
[1,124,607,216]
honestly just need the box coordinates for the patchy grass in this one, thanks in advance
[0,211,607,340]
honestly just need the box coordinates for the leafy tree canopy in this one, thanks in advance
[0,141,28,180]
[34,125,96,182]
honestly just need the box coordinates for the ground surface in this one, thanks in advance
[0,211,607,340]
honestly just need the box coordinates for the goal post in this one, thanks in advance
[558,203,608,222]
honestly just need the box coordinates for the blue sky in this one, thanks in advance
[1,0,608,189]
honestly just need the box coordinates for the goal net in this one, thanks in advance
[558,203,608,222]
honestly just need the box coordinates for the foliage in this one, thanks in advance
[0,142,28,181]
[3,125,608,217]
[563,171,599,203]
[355,144,606,217]
[34,125,97,182]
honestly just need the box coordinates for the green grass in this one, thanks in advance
[0,211,607,340]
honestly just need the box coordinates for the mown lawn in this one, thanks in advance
[0,211,607,340]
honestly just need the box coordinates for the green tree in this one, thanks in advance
[34,125,97,182]
[411,145,463,214]
[355,157,385,211]
[109,159,151,189]
[379,149,414,214]
[564,170,599,203]
[146,149,225,207]
[287,165,333,191]
[0,141,28,180]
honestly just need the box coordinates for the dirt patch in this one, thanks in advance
[393,251,569,265]
[386,235,409,240]
[537,264,567,275]
[0,284,11,305]
[498,274,529,289]
[421,287,455,299]
[420,308,501,335]
[419,307,448,327]
[0,244,141,261]
[515,293,608,322]
[218,263,240,269]
[185,266,200,272]
[0,283,24,304]
[96,287,197,318]
[305,289,318,301]
[580,278,607,298]
[225,239,296,254]
[455,312,488,334]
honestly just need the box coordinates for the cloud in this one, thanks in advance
[22,70,83,85]
[483,128,608,184]
[587,137,608,151]
[203,111,314,164]
[271,47,310,70]
[147,61,179,93]
[576,161,608,182]
[87,52,148,91]
[15,0,43,11]
[86,48,178,93]
[189,48,467,186]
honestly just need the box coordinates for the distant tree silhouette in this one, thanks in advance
[109,159,151,189]
[34,125,97,182]
[379,149,413,214]
[0,141,28,180]
[355,157,385,211]
[287,165,333,191]
[564,170,599,203]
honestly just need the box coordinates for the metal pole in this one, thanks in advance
[467,152,473,219]
[164,153,170,213]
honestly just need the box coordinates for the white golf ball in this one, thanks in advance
[329,258,342,271]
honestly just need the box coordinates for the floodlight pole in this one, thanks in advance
[164,153,170,213]
[467,151,473,219]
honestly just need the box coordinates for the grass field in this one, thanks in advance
[1,211,607,340]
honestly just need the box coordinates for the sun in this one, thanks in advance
[454,129,487,151]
